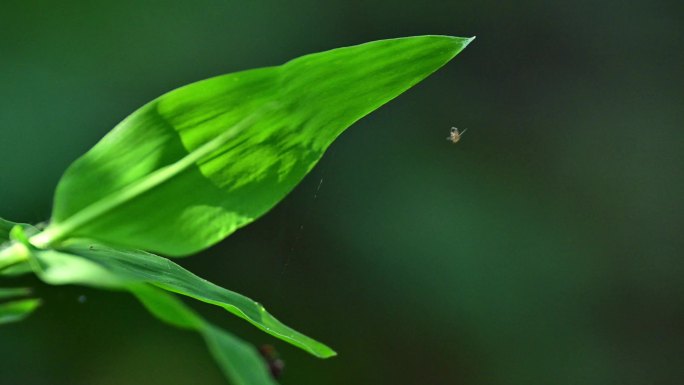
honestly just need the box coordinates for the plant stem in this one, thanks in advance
[0,243,30,271]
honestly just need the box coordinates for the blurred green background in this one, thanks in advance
[1,0,683,384]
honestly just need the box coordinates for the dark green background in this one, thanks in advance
[1,1,683,384]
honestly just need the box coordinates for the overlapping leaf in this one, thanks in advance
[0,219,34,276]
[133,285,278,385]
[0,218,14,244]
[0,36,473,384]
[0,287,40,325]
[28,240,334,358]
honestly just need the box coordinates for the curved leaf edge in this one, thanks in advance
[24,238,335,358]
[133,284,279,385]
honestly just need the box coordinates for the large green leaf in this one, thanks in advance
[133,285,278,385]
[28,240,335,358]
[32,35,473,256]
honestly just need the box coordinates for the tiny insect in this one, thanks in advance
[259,344,285,379]
[446,127,468,143]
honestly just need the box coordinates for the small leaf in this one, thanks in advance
[0,287,32,300]
[34,35,473,256]
[0,300,41,324]
[133,285,278,385]
[29,241,335,358]
[202,323,280,385]
[0,286,40,325]
[0,218,14,244]
[0,261,33,277]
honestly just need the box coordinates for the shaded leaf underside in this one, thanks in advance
[28,240,335,358]
[133,285,278,385]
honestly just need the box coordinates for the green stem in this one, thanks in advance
[0,243,30,271]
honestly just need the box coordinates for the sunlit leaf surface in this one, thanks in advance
[36,36,473,256]
[0,220,34,276]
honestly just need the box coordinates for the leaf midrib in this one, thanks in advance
[31,109,269,249]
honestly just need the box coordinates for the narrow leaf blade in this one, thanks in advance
[29,241,335,358]
[0,221,33,275]
[0,298,41,325]
[0,287,32,299]
[133,285,278,385]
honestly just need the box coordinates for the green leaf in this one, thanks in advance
[0,288,40,325]
[132,285,278,385]
[33,35,473,256]
[0,218,14,244]
[1,218,37,244]
[0,287,32,299]
[0,222,33,274]
[0,299,41,325]
[0,261,33,277]
[28,241,335,358]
